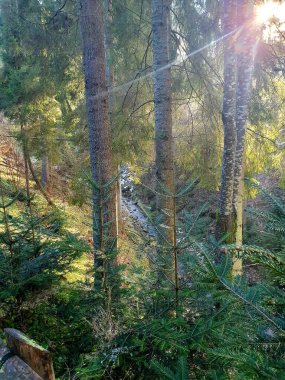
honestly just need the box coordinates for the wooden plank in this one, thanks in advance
[4,329,55,380]
[0,339,42,380]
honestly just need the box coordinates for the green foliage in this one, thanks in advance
[0,178,95,377]
[150,356,188,380]
[0,183,87,308]
[75,238,285,379]
[27,284,96,376]
[1,1,285,379]
[0,202,86,307]
[229,181,285,288]
[75,207,285,380]
[73,180,285,379]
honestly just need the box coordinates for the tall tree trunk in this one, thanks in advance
[216,0,237,242]
[104,0,122,235]
[20,126,53,206]
[79,0,117,290]
[152,0,175,285]
[232,0,257,274]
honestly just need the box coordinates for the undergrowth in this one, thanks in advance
[1,178,285,379]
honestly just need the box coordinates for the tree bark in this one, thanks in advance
[232,153,244,275]
[216,0,237,242]
[152,0,175,285]
[233,0,256,215]
[79,0,117,290]
[116,166,122,235]
[41,155,49,189]
[21,125,32,211]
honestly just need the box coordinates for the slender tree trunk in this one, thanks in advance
[40,125,49,190]
[232,0,257,274]
[41,155,49,188]
[116,166,122,235]
[26,148,54,206]
[21,126,31,211]
[152,0,175,285]
[79,0,117,290]
[21,125,36,251]
[216,0,237,242]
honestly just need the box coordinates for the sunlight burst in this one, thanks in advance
[256,1,285,23]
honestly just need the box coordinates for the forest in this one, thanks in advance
[0,0,285,379]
